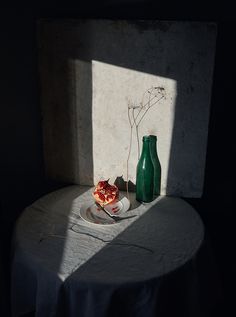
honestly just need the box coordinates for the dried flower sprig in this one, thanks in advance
[126,86,166,198]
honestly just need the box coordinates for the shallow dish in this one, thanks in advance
[79,196,130,225]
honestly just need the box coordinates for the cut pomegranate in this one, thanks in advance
[93,179,119,207]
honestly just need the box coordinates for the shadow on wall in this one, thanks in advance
[166,23,216,197]
[38,22,94,185]
[114,176,136,192]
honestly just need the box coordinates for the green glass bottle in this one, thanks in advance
[136,136,154,203]
[149,135,161,196]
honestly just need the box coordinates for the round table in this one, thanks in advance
[11,185,205,317]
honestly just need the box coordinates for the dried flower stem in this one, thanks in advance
[126,86,166,197]
[126,107,133,200]
[137,95,164,126]
[131,109,140,160]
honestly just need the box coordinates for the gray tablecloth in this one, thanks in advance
[11,185,206,317]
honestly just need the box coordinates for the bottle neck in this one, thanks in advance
[141,140,151,157]
[150,139,158,155]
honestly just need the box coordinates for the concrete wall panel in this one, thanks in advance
[38,20,216,197]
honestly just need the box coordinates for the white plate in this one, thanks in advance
[79,197,130,226]
[104,197,130,216]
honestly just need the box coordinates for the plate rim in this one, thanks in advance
[79,196,130,225]
[79,202,117,226]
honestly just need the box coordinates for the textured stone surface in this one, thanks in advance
[38,20,217,197]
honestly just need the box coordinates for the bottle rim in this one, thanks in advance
[149,135,157,140]
[142,135,151,141]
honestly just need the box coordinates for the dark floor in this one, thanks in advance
[186,197,234,317]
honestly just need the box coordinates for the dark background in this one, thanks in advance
[0,2,234,316]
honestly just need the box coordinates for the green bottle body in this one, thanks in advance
[149,135,161,196]
[136,136,154,203]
